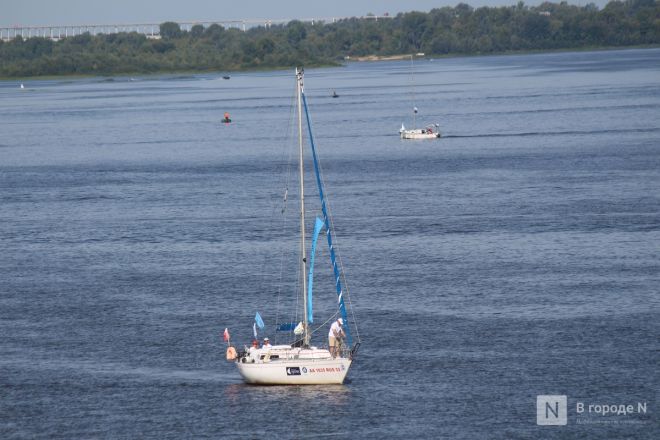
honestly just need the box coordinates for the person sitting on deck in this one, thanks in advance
[262,337,272,348]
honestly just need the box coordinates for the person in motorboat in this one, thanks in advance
[328,318,345,358]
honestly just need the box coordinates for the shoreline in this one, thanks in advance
[2,44,659,81]
[345,44,660,63]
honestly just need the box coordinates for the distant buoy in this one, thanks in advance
[20,83,25,89]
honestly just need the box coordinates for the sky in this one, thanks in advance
[3,0,613,27]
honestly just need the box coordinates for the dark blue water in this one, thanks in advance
[1,49,659,439]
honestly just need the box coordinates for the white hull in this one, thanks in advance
[400,129,441,139]
[235,346,351,385]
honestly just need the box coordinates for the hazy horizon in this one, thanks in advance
[3,0,612,27]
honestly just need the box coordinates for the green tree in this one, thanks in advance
[287,20,307,45]
[401,12,429,51]
[190,24,204,39]
[160,22,182,39]
[2,3,660,78]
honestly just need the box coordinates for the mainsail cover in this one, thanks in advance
[307,217,325,324]
[301,91,353,347]
[276,323,296,332]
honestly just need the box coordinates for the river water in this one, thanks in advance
[1,48,659,439]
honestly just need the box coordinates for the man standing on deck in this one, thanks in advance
[328,318,345,358]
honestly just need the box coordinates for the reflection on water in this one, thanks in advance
[224,382,351,406]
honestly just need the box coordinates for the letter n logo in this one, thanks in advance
[536,395,567,425]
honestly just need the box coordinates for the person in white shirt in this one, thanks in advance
[262,337,272,348]
[328,318,345,358]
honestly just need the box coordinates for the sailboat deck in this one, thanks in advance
[241,346,335,364]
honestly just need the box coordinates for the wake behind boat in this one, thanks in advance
[226,68,360,385]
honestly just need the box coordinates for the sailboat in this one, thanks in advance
[399,55,441,139]
[232,68,360,385]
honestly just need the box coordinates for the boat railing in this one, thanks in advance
[309,341,354,359]
[237,339,355,362]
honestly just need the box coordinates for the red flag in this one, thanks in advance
[223,328,230,342]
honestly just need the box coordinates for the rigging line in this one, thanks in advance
[322,199,360,344]
[254,183,287,334]
[303,107,342,260]
[272,80,299,341]
[300,97,359,336]
[320,199,361,341]
[277,82,300,342]
[301,92,357,347]
[282,79,298,213]
[309,312,337,338]
[324,206,361,342]
[277,219,297,341]
[341,265,361,342]
[293,238,303,342]
[312,159,358,340]
[320,200,361,343]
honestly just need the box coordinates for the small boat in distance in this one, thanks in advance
[230,68,360,385]
[222,76,231,80]
[400,123,441,139]
[332,89,339,98]
[399,55,442,139]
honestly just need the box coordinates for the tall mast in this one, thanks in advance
[410,54,417,130]
[296,68,309,347]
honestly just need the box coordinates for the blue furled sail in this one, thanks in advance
[301,91,353,347]
[276,323,297,332]
[307,217,325,324]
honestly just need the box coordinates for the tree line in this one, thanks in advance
[1,0,658,78]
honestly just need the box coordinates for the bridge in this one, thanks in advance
[0,16,391,42]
